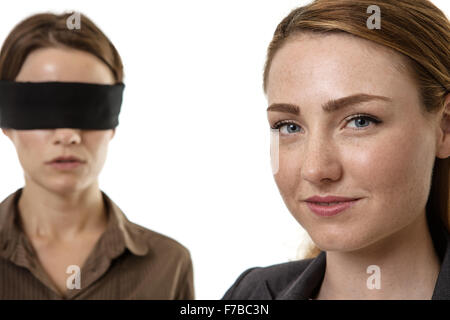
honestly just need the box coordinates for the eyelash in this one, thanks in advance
[270,114,381,132]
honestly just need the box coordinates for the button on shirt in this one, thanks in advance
[0,188,194,299]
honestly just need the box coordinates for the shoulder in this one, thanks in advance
[125,220,192,263]
[103,191,192,263]
[222,258,315,300]
[113,216,195,299]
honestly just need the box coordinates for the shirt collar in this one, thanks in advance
[0,187,149,261]
[101,189,149,257]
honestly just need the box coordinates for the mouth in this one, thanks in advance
[47,156,85,170]
[305,199,361,217]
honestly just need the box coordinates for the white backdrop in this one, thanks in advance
[0,0,448,299]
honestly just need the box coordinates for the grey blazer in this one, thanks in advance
[222,219,450,300]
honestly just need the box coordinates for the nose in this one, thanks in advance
[300,133,342,184]
[52,128,82,145]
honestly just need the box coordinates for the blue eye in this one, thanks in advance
[282,123,301,134]
[271,114,381,135]
[271,121,301,134]
[346,115,381,129]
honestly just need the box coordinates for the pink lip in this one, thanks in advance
[306,199,360,217]
[47,161,83,170]
[306,195,358,202]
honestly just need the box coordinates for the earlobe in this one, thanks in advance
[2,128,10,137]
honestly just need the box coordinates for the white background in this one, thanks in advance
[0,0,448,299]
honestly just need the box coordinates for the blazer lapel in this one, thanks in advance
[432,225,450,300]
[276,251,326,300]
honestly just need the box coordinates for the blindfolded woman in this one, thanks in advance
[0,12,194,299]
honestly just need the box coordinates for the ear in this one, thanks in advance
[2,128,11,139]
[110,128,116,140]
[436,93,450,159]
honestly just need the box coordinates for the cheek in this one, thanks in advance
[358,127,434,211]
[273,145,302,201]
[15,133,47,166]
[17,132,46,149]
[85,136,110,167]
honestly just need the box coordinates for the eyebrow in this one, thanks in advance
[267,94,392,115]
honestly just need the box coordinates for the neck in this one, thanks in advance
[17,180,108,242]
[317,213,441,300]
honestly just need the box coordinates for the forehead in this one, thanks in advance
[16,47,113,83]
[266,32,418,104]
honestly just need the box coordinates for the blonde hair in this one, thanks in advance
[263,0,449,259]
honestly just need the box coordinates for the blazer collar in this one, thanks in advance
[431,222,450,300]
[275,251,326,300]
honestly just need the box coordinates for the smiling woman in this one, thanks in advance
[0,12,194,299]
[223,0,449,300]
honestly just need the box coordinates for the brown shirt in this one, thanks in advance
[0,188,195,299]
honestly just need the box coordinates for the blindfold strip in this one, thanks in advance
[0,80,125,130]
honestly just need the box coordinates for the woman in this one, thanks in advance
[223,0,449,300]
[0,12,194,299]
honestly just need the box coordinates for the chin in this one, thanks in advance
[307,228,376,253]
[45,179,84,194]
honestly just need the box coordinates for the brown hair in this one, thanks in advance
[263,0,449,259]
[0,11,123,83]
